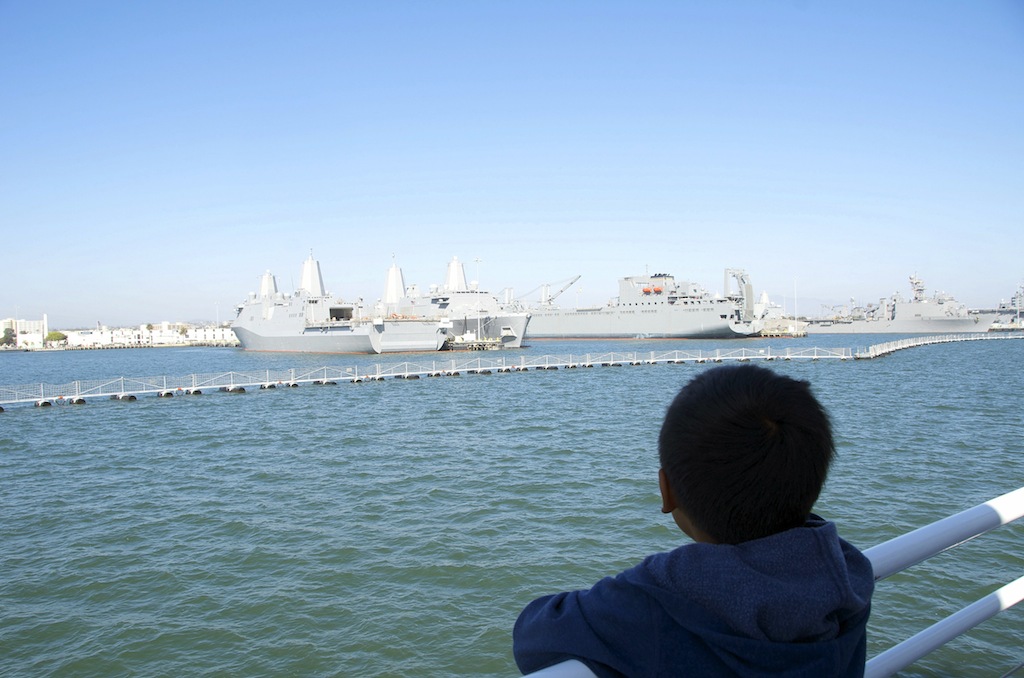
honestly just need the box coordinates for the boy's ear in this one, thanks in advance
[658,468,677,514]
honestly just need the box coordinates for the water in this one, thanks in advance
[2,336,1022,676]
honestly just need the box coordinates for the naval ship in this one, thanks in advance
[231,254,529,354]
[232,255,447,353]
[381,256,531,349]
[523,269,766,339]
[804,275,998,334]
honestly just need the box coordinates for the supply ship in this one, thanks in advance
[804,275,999,334]
[523,269,766,339]
[231,254,529,354]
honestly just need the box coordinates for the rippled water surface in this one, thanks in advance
[2,336,1022,676]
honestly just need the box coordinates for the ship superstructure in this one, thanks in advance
[380,256,531,349]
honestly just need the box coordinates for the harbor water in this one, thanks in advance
[2,336,1022,676]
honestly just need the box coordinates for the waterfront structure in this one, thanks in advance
[62,322,238,348]
[2,312,237,351]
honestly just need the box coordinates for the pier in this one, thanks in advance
[1,333,1020,410]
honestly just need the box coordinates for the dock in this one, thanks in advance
[1,333,1020,410]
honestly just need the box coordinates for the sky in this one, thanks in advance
[2,1,1022,328]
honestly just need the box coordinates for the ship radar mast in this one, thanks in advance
[909,275,926,303]
[443,256,468,292]
[258,270,278,299]
[383,257,406,306]
[298,252,327,297]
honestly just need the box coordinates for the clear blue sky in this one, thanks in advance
[2,1,1022,328]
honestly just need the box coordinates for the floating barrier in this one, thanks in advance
[853,332,1016,359]
[1,333,1020,410]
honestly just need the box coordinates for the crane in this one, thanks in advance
[516,275,582,307]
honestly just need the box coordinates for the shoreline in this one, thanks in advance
[1,342,240,353]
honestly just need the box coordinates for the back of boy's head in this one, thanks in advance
[658,364,834,545]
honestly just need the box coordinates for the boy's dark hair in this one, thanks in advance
[658,364,834,545]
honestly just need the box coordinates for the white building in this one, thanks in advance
[63,322,238,348]
[3,312,238,350]
[1,315,48,349]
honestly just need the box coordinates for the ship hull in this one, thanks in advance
[525,304,753,339]
[387,280,531,348]
[233,325,381,354]
[377,320,447,353]
[448,314,531,348]
[522,269,762,340]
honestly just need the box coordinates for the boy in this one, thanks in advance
[513,364,873,677]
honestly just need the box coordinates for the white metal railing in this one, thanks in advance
[863,486,1024,677]
[853,332,1021,359]
[523,486,1024,678]
[1,349,855,405]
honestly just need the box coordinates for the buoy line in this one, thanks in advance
[1,333,1020,410]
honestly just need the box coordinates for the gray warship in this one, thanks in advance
[231,255,447,353]
[523,269,765,339]
[804,275,998,334]
[231,254,529,354]
[380,256,531,349]
[989,284,1024,331]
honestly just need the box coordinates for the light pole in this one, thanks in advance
[474,257,482,338]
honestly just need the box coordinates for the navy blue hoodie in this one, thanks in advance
[514,516,873,677]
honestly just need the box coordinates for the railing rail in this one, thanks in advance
[863,485,1024,677]
[865,486,1024,580]
[865,575,1024,678]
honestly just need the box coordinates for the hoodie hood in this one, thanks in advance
[514,516,874,677]
[638,517,872,643]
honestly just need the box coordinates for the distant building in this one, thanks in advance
[1,314,48,348]
[63,322,237,348]
[3,314,238,350]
